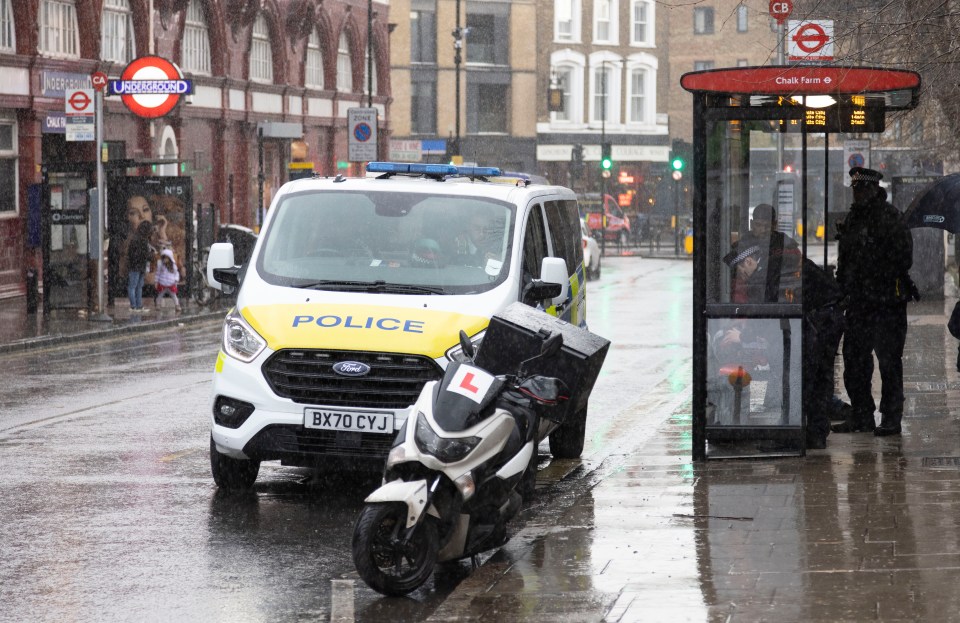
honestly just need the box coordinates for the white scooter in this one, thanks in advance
[352,329,570,596]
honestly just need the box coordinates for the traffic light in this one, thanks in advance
[572,144,584,166]
[670,154,685,172]
[600,142,612,171]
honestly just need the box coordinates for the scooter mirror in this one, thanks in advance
[541,332,563,358]
[459,329,476,359]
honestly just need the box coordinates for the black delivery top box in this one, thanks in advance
[475,303,610,419]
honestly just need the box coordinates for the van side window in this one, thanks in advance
[522,204,548,282]
[545,201,574,274]
[562,200,584,269]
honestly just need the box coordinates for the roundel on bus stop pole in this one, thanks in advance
[109,56,193,118]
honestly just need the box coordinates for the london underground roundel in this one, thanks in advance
[109,56,193,118]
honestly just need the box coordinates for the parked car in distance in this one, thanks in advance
[581,218,601,280]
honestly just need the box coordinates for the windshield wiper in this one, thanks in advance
[296,280,445,294]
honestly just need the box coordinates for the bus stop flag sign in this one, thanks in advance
[787,20,834,62]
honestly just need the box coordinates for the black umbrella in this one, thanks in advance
[903,173,960,232]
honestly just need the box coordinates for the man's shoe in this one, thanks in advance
[874,423,902,437]
[831,420,875,433]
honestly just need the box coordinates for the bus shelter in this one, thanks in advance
[681,66,921,460]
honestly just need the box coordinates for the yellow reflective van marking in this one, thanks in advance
[242,304,490,359]
[215,351,226,373]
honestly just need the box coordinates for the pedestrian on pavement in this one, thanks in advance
[154,248,182,312]
[832,167,916,436]
[801,258,845,449]
[947,299,960,372]
[126,220,155,314]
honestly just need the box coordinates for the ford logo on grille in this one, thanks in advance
[333,361,371,377]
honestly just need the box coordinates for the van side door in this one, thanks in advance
[520,202,549,308]
[543,199,586,326]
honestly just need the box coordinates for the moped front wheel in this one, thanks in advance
[352,502,438,596]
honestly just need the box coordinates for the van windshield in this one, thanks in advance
[257,190,516,294]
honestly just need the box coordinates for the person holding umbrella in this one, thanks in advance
[832,167,916,436]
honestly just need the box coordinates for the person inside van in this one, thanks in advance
[453,211,499,265]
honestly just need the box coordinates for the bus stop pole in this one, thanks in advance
[91,88,111,322]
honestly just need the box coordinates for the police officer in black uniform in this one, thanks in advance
[832,167,914,436]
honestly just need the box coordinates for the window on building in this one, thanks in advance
[737,58,749,67]
[40,0,80,58]
[466,3,509,64]
[101,0,135,63]
[694,7,714,34]
[410,79,436,134]
[631,0,653,45]
[181,0,211,75]
[694,60,715,71]
[336,32,352,92]
[364,46,377,96]
[555,0,580,42]
[594,0,614,43]
[737,5,748,32]
[474,84,509,133]
[1,0,16,52]
[0,120,17,216]
[305,30,324,88]
[592,65,613,123]
[628,68,647,123]
[411,0,436,63]
[249,14,273,83]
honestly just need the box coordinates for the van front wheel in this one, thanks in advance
[210,436,260,490]
[549,406,586,459]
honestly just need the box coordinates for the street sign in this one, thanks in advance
[769,0,792,25]
[91,71,108,92]
[787,20,834,62]
[65,88,94,142]
[843,139,871,187]
[348,107,378,162]
[109,56,193,118]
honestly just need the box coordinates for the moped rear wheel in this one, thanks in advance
[352,502,438,596]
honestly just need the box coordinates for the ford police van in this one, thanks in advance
[205,162,588,489]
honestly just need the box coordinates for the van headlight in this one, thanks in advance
[222,309,267,363]
[445,330,485,363]
[414,412,480,463]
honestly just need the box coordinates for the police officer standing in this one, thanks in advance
[832,167,914,436]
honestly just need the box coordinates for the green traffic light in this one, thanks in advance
[601,157,612,170]
[671,157,685,171]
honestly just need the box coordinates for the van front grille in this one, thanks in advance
[262,349,442,408]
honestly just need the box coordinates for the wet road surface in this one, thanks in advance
[0,257,692,622]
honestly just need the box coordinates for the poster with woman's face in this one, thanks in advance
[108,177,193,299]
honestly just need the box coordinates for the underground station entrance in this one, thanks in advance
[681,66,922,460]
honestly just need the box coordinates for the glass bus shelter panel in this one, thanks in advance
[705,317,802,430]
[704,118,805,306]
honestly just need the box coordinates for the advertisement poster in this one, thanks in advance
[107,177,193,301]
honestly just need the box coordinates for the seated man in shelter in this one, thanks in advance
[743,204,802,302]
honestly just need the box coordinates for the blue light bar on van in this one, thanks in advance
[367,162,459,175]
[455,166,502,177]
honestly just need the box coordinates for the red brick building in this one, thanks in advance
[0,0,390,304]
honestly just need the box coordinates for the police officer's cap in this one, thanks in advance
[723,244,760,268]
[849,167,883,184]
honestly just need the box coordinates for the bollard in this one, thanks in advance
[25,268,38,314]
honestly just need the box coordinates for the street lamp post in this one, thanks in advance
[600,68,606,257]
[452,0,465,161]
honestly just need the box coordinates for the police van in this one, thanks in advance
[205,162,588,489]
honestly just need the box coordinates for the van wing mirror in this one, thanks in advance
[539,257,569,305]
[207,243,236,291]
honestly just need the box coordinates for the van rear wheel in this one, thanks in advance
[549,406,586,459]
[210,436,260,490]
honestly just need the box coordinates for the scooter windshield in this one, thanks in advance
[432,362,505,431]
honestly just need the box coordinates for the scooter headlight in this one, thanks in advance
[222,309,267,363]
[414,412,480,463]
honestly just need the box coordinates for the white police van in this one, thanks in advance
[205,162,588,489]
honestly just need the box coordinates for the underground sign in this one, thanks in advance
[108,56,193,118]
